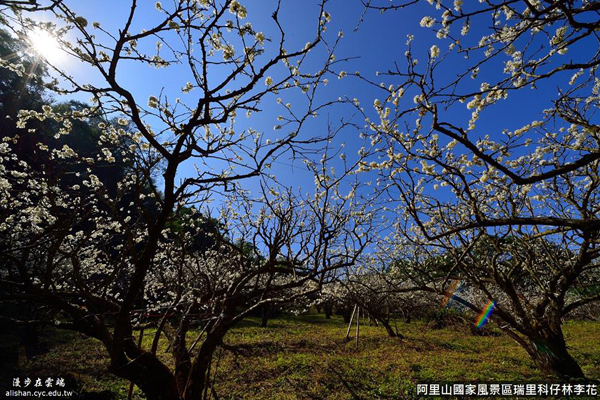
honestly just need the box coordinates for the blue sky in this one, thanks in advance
[30,1,431,195]
[25,0,593,217]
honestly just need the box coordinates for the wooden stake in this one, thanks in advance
[344,304,357,342]
[355,306,360,348]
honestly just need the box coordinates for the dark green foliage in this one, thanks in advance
[0,28,48,129]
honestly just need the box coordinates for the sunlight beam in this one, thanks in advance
[28,27,64,64]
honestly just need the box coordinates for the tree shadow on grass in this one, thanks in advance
[327,364,374,400]
[327,363,413,400]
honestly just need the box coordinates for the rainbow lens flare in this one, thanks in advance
[474,300,496,328]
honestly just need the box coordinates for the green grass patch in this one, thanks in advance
[2,314,599,399]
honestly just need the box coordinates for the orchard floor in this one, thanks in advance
[2,314,599,399]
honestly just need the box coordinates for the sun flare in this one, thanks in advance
[28,28,64,64]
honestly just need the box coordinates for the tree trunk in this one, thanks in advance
[261,304,270,327]
[182,325,228,400]
[524,333,585,380]
[378,318,403,339]
[110,355,181,400]
[342,307,351,323]
[370,314,378,326]
[324,304,332,319]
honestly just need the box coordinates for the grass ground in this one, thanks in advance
[2,314,599,399]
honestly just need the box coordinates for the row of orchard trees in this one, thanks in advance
[325,232,599,379]
[0,0,599,397]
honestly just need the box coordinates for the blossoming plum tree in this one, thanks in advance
[359,0,600,379]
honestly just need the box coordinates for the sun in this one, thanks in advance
[28,28,64,64]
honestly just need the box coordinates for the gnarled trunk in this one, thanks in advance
[108,321,229,400]
[182,324,228,400]
[523,332,585,380]
[110,354,181,400]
